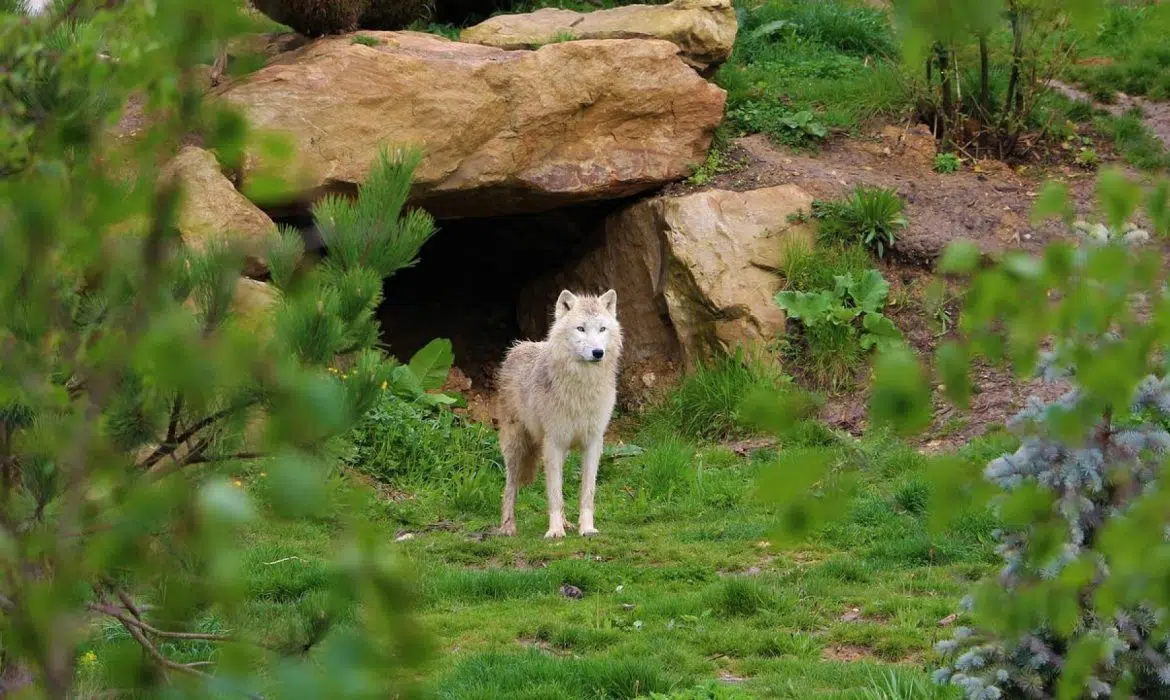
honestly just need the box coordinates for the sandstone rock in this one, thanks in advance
[519,185,814,374]
[214,31,726,218]
[460,0,736,72]
[231,278,280,336]
[162,146,276,277]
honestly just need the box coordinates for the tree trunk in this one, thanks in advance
[937,44,954,151]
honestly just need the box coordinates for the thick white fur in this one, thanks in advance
[496,290,623,538]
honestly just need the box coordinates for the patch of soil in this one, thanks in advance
[821,645,878,662]
[818,262,1071,449]
[664,126,1111,266]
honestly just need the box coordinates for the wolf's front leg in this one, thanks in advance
[542,442,573,538]
[578,435,603,536]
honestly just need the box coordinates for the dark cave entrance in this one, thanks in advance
[374,202,620,390]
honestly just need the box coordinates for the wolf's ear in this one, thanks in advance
[599,289,617,315]
[555,290,578,319]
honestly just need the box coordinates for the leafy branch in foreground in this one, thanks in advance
[0,1,439,696]
[747,167,1170,698]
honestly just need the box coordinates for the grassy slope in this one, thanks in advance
[77,373,1011,699]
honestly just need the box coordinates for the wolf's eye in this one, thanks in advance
[599,327,606,332]
[576,326,585,332]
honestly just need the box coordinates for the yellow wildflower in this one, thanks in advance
[80,651,98,667]
[381,381,388,390]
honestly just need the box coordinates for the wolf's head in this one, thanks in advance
[549,289,623,365]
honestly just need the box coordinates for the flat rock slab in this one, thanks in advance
[460,0,737,71]
[214,31,726,218]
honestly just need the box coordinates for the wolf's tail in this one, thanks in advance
[499,418,540,487]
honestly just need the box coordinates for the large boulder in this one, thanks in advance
[460,0,737,72]
[519,185,815,378]
[161,146,276,278]
[213,31,726,218]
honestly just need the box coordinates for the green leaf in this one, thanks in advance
[859,313,902,351]
[775,290,834,322]
[847,269,890,314]
[1097,168,1142,231]
[407,338,454,391]
[938,240,981,275]
[936,341,971,409]
[1031,181,1072,224]
[869,347,931,436]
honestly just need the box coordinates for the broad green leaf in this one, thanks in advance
[1097,168,1142,232]
[775,290,834,322]
[847,269,890,314]
[408,338,454,391]
[859,313,902,351]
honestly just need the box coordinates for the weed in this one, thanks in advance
[643,351,785,442]
[727,103,829,148]
[780,242,872,294]
[815,186,907,258]
[1074,146,1099,169]
[1096,109,1170,172]
[932,152,961,174]
[343,391,501,514]
[776,269,904,354]
[351,34,382,47]
[778,264,903,391]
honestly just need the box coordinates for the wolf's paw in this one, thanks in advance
[498,522,517,536]
[544,526,566,539]
[579,528,600,537]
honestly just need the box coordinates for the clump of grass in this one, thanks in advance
[814,186,907,258]
[779,240,871,294]
[642,352,786,442]
[932,152,961,174]
[343,392,501,513]
[351,34,382,47]
[1096,109,1170,172]
[435,650,673,699]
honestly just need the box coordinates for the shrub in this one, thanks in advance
[251,0,370,36]
[814,186,908,258]
[933,373,1170,698]
[776,269,904,390]
[345,388,501,512]
[780,241,872,294]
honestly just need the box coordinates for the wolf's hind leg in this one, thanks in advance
[498,420,536,536]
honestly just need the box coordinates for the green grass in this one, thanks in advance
[1065,2,1170,102]
[76,374,1011,698]
[1095,109,1170,172]
[717,0,916,147]
[640,353,788,442]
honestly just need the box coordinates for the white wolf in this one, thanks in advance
[496,289,623,538]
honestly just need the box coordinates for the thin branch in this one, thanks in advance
[165,396,184,444]
[136,406,235,470]
[116,589,144,623]
[91,603,234,642]
[184,451,266,466]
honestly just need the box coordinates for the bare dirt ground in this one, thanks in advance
[664,125,1115,266]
